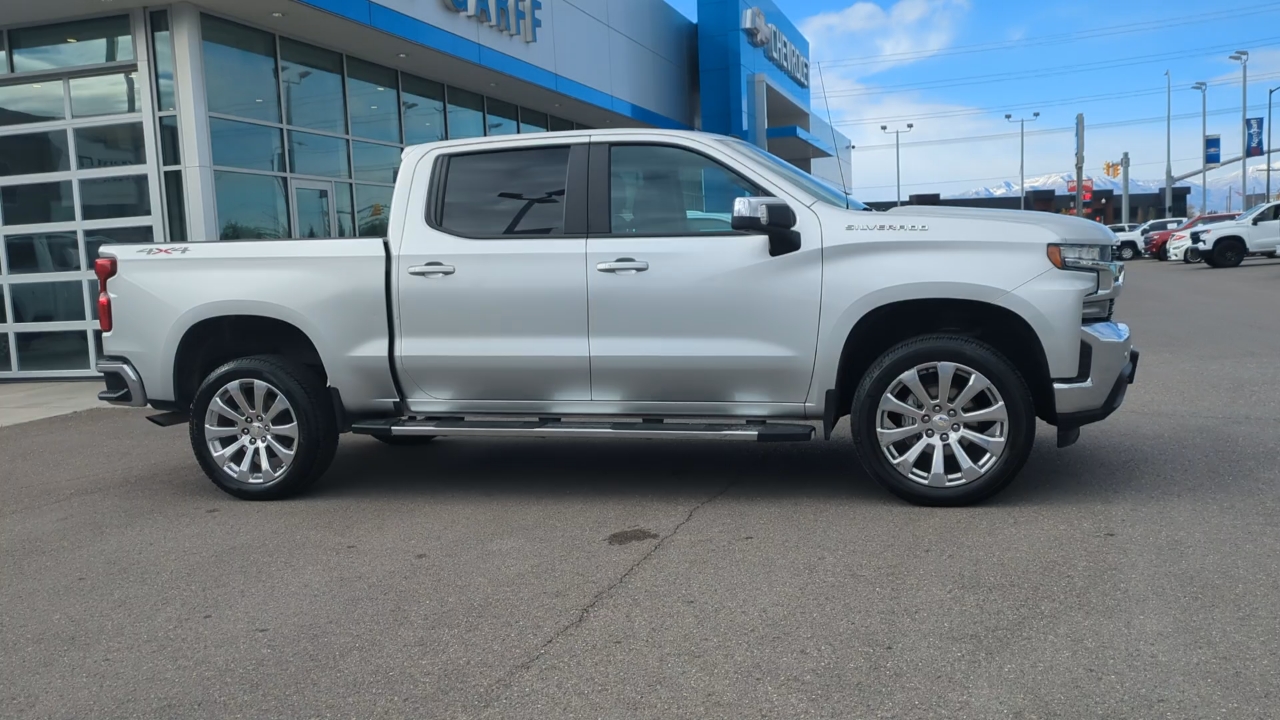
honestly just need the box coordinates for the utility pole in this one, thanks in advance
[1005,112,1039,210]
[1165,71,1173,217]
[1269,86,1279,201]
[1193,82,1208,214]
[1230,51,1249,206]
[1075,114,1085,217]
[1121,152,1130,224]
[881,123,914,206]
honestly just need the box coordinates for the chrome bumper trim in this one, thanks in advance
[97,358,148,408]
[1052,322,1134,415]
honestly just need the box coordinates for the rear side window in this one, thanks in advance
[437,146,570,237]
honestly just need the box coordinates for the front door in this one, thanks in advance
[292,180,337,239]
[395,141,591,402]
[1247,203,1280,251]
[585,142,822,404]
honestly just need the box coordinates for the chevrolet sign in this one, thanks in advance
[741,7,810,88]
[441,0,543,43]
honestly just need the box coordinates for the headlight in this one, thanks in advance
[1046,243,1112,269]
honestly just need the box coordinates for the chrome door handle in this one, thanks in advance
[408,262,455,277]
[596,258,649,274]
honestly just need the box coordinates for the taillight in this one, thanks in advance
[94,258,117,332]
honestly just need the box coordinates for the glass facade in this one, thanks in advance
[0,13,161,377]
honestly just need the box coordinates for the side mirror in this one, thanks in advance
[1252,215,1262,225]
[732,197,801,256]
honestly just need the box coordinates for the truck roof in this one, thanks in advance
[401,128,726,160]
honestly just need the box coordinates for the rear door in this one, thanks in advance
[394,140,591,401]
[583,139,822,404]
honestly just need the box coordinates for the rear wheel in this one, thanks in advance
[1212,239,1246,268]
[190,355,337,500]
[850,335,1035,507]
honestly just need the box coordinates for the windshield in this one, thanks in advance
[717,136,869,211]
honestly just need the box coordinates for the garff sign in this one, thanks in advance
[441,0,543,43]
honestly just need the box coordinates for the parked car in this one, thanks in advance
[1107,223,1140,234]
[1167,213,1242,262]
[1113,218,1185,260]
[1185,202,1280,267]
[95,129,1137,507]
[1147,213,1239,260]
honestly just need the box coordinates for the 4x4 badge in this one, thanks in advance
[136,247,191,255]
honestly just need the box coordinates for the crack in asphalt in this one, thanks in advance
[472,479,738,715]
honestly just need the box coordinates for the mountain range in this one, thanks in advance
[950,161,1280,214]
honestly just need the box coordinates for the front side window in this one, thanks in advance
[609,145,760,235]
[438,147,570,237]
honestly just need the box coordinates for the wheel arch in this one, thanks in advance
[173,314,327,411]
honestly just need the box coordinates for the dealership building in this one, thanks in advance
[0,0,850,379]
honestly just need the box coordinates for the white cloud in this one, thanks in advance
[801,0,971,73]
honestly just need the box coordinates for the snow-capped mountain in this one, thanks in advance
[950,162,1280,214]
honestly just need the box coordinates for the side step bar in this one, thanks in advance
[351,418,814,443]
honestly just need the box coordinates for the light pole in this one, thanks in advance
[1005,112,1039,210]
[1269,86,1280,201]
[1165,71,1173,217]
[1230,51,1249,206]
[881,123,913,206]
[1192,81,1207,214]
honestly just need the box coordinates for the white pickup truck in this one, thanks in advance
[95,129,1137,506]
[1184,202,1280,266]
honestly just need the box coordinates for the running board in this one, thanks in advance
[350,418,814,443]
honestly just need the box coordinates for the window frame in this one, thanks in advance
[586,142,769,239]
[425,143,588,240]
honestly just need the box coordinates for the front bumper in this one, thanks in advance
[97,357,148,408]
[1052,322,1137,429]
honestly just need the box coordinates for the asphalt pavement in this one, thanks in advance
[3,259,1279,719]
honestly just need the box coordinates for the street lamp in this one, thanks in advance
[881,123,913,206]
[1164,71,1173,217]
[1230,51,1249,206]
[1269,85,1280,201]
[1192,81,1207,214]
[1005,111,1039,210]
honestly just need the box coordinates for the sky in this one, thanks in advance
[665,0,1280,202]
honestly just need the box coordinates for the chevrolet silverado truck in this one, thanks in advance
[1185,202,1280,267]
[95,129,1137,506]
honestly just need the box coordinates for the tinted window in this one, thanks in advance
[402,75,445,145]
[1,181,75,225]
[15,331,90,371]
[355,183,392,237]
[439,147,570,236]
[69,73,142,117]
[279,39,346,134]
[446,87,485,139]
[201,15,280,123]
[80,175,150,220]
[9,16,134,72]
[74,123,145,169]
[346,58,400,143]
[10,282,86,323]
[4,233,80,274]
[288,131,349,178]
[0,130,70,176]
[610,145,760,235]
[214,171,289,239]
[211,118,284,172]
[159,116,181,166]
[152,11,177,112]
[0,82,67,127]
[485,99,518,136]
[352,141,400,183]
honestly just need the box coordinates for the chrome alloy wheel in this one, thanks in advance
[204,379,299,485]
[876,362,1009,488]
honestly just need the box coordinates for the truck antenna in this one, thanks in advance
[815,61,850,210]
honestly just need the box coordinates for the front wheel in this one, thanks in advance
[1156,245,1169,261]
[189,355,338,500]
[1212,239,1246,268]
[850,335,1036,507]
[1117,244,1137,261]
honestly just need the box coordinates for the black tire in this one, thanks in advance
[1183,248,1199,264]
[1117,244,1137,261]
[1212,239,1246,268]
[1202,253,1218,267]
[373,434,437,446]
[1156,245,1168,261]
[850,335,1036,507]
[189,355,338,500]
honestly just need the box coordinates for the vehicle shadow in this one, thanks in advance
[310,420,1195,508]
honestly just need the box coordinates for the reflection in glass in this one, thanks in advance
[289,131,350,178]
[0,335,9,373]
[85,226,153,262]
[164,170,187,242]
[214,171,289,239]
[10,283,87,323]
[15,331,91,371]
[0,130,70,176]
[201,15,280,123]
[486,99,518,136]
[210,118,284,172]
[69,73,141,117]
[446,87,485,139]
[549,116,573,132]
[74,123,146,169]
[352,142,400,184]
[347,58,400,143]
[159,116,181,166]
[440,147,569,236]
[280,38,346,134]
[336,183,355,238]
[4,233,81,274]
[355,184,393,237]
[151,11,177,112]
[0,82,66,127]
[80,176,151,220]
[402,75,445,145]
[1,33,8,76]
[520,109,548,133]
[295,186,333,238]
[1,182,75,225]
[9,16,134,72]
[1,289,6,324]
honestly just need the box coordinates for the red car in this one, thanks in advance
[1146,213,1240,260]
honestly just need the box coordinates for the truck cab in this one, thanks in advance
[1191,203,1280,267]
